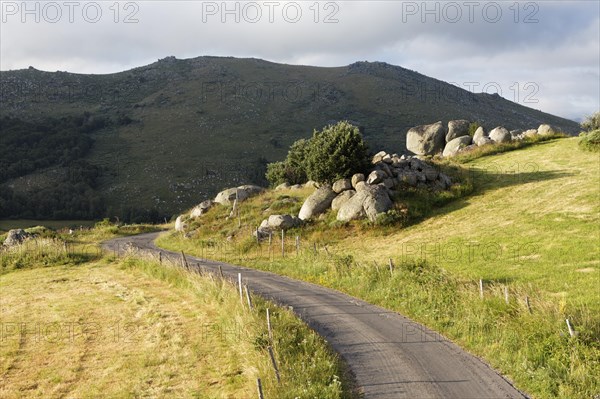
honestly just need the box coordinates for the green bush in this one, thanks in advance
[581,111,600,132]
[266,121,370,186]
[579,129,600,152]
[304,121,370,184]
[468,122,481,136]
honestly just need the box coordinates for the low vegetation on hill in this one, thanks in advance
[159,137,599,399]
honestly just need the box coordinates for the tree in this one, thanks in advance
[304,121,370,184]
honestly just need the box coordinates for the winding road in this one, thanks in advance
[103,232,528,399]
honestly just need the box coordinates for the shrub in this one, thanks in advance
[266,121,370,186]
[304,121,370,184]
[265,140,309,186]
[581,111,600,132]
[579,129,600,152]
[467,122,481,136]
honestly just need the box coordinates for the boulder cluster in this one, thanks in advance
[296,152,452,223]
[176,151,454,232]
[407,120,562,157]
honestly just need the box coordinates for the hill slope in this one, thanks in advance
[157,137,599,398]
[0,56,580,219]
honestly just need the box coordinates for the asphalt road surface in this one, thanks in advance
[103,232,528,399]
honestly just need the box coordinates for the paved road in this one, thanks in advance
[103,232,528,399]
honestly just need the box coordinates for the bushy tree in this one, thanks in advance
[265,121,370,186]
[581,111,600,132]
[304,121,370,184]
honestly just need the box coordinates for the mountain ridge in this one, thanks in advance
[0,56,580,220]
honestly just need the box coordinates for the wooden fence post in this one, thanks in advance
[281,229,285,258]
[504,286,509,304]
[388,258,394,276]
[245,285,254,310]
[256,378,264,399]
[268,346,281,383]
[266,308,273,341]
[238,273,243,304]
[479,279,484,299]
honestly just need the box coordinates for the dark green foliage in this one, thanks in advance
[304,122,370,184]
[265,139,309,186]
[266,121,369,186]
[0,114,105,219]
[578,129,600,152]
[468,122,481,136]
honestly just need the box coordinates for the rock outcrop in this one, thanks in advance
[3,229,30,246]
[406,121,446,156]
[190,200,213,218]
[489,127,512,143]
[446,120,470,142]
[298,186,337,220]
[214,185,264,205]
[443,136,472,157]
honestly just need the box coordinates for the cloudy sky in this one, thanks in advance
[1,0,598,121]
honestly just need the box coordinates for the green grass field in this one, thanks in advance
[158,137,600,399]
[0,229,356,398]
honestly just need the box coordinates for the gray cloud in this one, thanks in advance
[1,0,598,120]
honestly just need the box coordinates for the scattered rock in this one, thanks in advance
[489,127,512,143]
[266,214,301,230]
[443,135,473,157]
[332,179,352,194]
[298,186,337,220]
[406,121,446,156]
[275,182,290,190]
[538,124,560,136]
[214,185,264,205]
[372,150,387,164]
[337,184,392,222]
[175,216,187,232]
[367,170,387,185]
[304,180,318,189]
[190,200,213,217]
[351,173,365,188]
[3,229,30,246]
[523,129,538,138]
[331,190,356,211]
[446,120,470,142]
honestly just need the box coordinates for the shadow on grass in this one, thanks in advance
[394,167,574,229]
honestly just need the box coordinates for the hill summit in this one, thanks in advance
[0,56,579,220]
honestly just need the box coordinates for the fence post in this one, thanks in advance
[525,296,532,313]
[566,319,575,337]
[479,279,484,299]
[256,378,264,399]
[245,285,254,310]
[295,236,300,256]
[266,308,273,341]
[181,251,189,270]
[388,258,394,276]
[281,229,285,258]
[238,273,243,304]
[268,346,281,383]
[504,286,509,304]
[219,265,224,279]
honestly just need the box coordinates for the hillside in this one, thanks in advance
[157,137,600,398]
[0,56,580,219]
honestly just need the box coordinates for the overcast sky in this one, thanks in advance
[1,0,598,121]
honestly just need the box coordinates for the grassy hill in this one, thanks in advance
[0,56,580,219]
[0,227,355,398]
[157,137,599,398]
